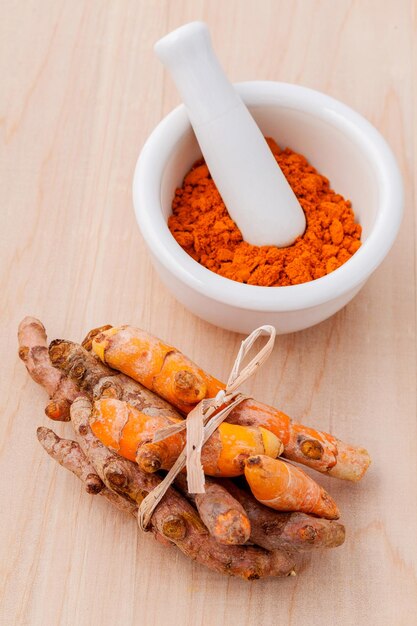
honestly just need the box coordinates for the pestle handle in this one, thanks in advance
[155,22,306,248]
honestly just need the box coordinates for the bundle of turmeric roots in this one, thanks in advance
[18,317,371,580]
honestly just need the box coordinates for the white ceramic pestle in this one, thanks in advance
[154,22,306,247]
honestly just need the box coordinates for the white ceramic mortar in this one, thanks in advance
[133,82,403,334]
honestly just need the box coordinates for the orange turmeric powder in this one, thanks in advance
[168,137,362,286]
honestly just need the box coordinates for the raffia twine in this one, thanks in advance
[138,325,276,531]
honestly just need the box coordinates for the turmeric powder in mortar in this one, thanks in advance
[168,138,362,286]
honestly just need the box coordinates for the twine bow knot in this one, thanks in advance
[138,325,276,531]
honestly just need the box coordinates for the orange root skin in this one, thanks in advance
[90,398,179,462]
[91,326,220,413]
[244,455,340,520]
[91,398,281,478]
[224,480,345,551]
[91,326,370,481]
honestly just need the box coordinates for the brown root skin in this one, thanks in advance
[18,318,80,421]
[49,339,114,394]
[37,426,104,494]
[175,475,251,545]
[82,325,114,352]
[224,480,345,551]
[70,397,296,579]
[37,426,138,515]
[137,446,163,472]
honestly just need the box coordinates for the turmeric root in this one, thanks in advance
[89,398,177,463]
[48,339,181,420]
[37,427,137,515]
[88,326,222,411]
[174,474,251,545]
[39,405,251,545]
[35,337,264,546]
[44,336,253,544]
[46,339,344,510]
[18,317,80,421]
[244,455,340,520]
[227,401,370,482]
[37,426,104,494]
[18,317,349,579]
[195,483,251,546]
[89,398,282,477]
[223,480,345,551]
[71,397,296,579]
[89,325,371,481]
[48,336,344,520]
[35,333,340,547]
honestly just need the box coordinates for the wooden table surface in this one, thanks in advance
[1,1,416,625]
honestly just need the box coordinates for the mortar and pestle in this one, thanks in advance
[133,22,403,334]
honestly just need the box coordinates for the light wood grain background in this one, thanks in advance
[1,1,416,625]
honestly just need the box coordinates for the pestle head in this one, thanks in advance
[155,22,306,247]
